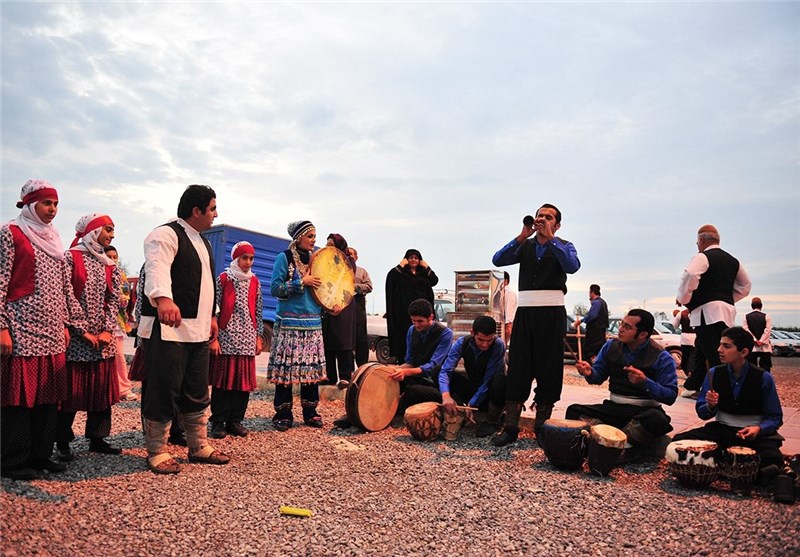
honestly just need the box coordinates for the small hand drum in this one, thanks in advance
[720,446,760,488]
[538,419,589,471]
[665,440,720,488]
[309,246,355,313]
[586,424,627,477]
[405,402,443,441]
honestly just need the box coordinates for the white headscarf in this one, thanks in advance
[9,179,65,260]
[71,213,116,266]
[226,241,255,281]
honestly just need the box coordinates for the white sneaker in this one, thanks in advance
[681,390,697,399]
[121,392,139,402]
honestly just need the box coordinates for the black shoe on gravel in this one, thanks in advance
[209,422,227,439]
[491,427,519,447]
[226,421,249,437]
[476,421,499,438]
[88,439,122,455]
[29,458,67,473]
[333,416,352,429]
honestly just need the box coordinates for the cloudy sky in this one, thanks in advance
[3,2,799,325]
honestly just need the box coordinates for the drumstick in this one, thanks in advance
[563,338,579,361]
[576,324,583,362]
[437,403,478,412]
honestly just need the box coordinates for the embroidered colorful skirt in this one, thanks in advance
[1,352,67,408]
[61,357,119,412]
[266,321,326,386]
[209,354,257,391]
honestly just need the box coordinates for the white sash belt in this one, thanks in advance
[609,393,661,407]
[518,290,565,307]
[716,411,762,429]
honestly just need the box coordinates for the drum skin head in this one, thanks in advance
[309,246,355,313]
[404,402,440,418]
[590,424,627,449]
[543,418,588,430]
[347,364,400,432]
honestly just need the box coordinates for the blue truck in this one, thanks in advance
[202,223,292,351]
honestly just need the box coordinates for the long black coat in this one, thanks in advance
[385,264,439,360]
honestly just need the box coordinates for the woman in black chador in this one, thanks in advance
[385,249,438,362]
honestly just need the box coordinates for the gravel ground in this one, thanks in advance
[2,360,799,557]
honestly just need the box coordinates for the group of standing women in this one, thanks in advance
[1,180,123,479]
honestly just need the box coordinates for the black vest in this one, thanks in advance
[605,339,664,399]
[461,336,505,389]
[517,238,570,293]
[410,322,446,377]
[712,364,764,416]
[686,248,739,311]
[586,297,609,347]
[745,311,767,340]
[141,222,215,319]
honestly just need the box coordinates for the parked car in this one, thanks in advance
[771,331,798,357]
[367,296,456,364]
[607,317,683,367]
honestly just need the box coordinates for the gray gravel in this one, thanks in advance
[2,387,798,557]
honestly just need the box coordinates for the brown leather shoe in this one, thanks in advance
[188,450,231,465]
[148,456,181,475]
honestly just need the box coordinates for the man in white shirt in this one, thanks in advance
[139,185,229,474]
[676,224,751,392]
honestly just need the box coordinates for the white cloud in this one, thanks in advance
[2,1,799,323]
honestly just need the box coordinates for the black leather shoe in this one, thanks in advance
[226,421,249,437]
[476,421,499,438]
[274,419,292,432]
[209,422,228,439]
[1,467,42,480]
[305,416,324,428]
[29,459,67,473]
[88,439,122,455]
[491,427,519,447]
[333,416,352,429]
[168,433,188,447]
[56,442,75,462]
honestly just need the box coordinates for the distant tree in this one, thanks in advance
[574,303,588,316]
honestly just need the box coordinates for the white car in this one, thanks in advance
[771,331,798,357]
[367,297,456,364]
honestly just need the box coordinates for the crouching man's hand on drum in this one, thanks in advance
[464,408,476,424]
[441,393,458,416]
[388,367,406,382]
